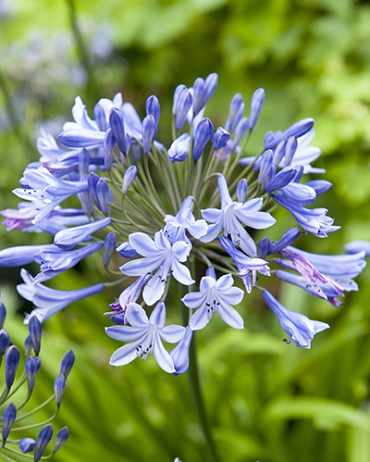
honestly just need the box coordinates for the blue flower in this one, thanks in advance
[262,289,329,348]
[167,133,191,163]
[17,269,105,323]
[120,231,194,305]
[182,267,244,330]
[200,175,276,256]
[105,301,185,373]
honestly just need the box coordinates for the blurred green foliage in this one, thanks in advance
[0,0,370,461]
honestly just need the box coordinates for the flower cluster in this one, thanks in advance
[0,73,366,374]
[0,299,72,461]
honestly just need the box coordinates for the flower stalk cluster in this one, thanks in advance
[0,72,366,371]
[0,300,72,461]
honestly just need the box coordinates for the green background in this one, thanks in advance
[0,0,370,461]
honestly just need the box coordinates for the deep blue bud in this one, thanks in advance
[264,131,279,150]
[284,136,297,167]
[78,149,90,177]
[172,84,186,114]
[116,241,138,258]
[226,93,244,133]
[60,350,75,379]
[269,228,301,254]
[109,108,127,154]
[28,315,42,355]
[25,356,38,390]
[34,424,53,462]
[233,117,249,146]
[103,232,116,267]
[103,129,115,170]
[121,166,137,194]
[212,127,230,150]
[257,236,271,259]
[264,166,296,194]
[5,346,20,388]
[305,180,332,196]
[175,89,192,130]
[146,95,160,137]
[258,150,273,185]
[54,374,66,406]
[168,133,191,163]
[0,329,10,357]
[203,73,218,103]
[24,335,33,357]
[94,102,107,131]
[142,115,156,154]
[192,118,213,162]
[96,178,110,215]
[53,427,69,452]
[283,118,314,140]
[272,140,286,166]
[236,179,248,203]
[0,301,6,329]
[249,88,265,130]
[192,73,218,116]
[19,438,36,454]
[2,402,16,440]
[87,172,100,208]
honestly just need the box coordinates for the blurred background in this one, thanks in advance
[0,0,370,461]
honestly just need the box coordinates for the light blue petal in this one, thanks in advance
[120,255,165,276]
[215,273,234,291]
[105,326,145,341]
[143,275,165,306]
[153,334,175,373]
[109,338,142,366]
[187,220,208,239]
[189,307,211,330]
[218,287,244,305]
[217,299,244,329]
[181,291,206,309]
[126,303,149,327]
[199,276,216,292]
[201,208,222,223]
[129,233,159,256]
[199,220,223,243]
[171,259,195,285]
[149,301,166,328]
[172,241,191,262]
[160,325,185,343]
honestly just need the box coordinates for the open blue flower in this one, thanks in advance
[182,267,244,330]
[105,301,185,373]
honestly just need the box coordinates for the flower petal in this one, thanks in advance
[160,325,185,343]
[171,259,195,285]
[105,326,145,341]
[217,299,244,329]
[126,303,149,327]
[153,334,175,373]
[109,338,142,366]
[182,291,206,309]
[149,301,166,328]
[189,307,211,330]
[129,232,159,256]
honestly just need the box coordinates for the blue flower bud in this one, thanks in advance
[249,88,265,130]
[170,326,193,376]
[19,438,36,454]
[0,329,10,357]
[109,108,127,154]
[78,149,90,177]
[269,228,301,254]
[236,179,248,203]
[175,89,192,130]
[257,236,271,259]
[212,127,230,150]
[168,133,191,163]
[25,356,39,390]
[5,345,20,388]
[53,427,69,452]
[172,84,186,115]
[282,118,314,140]
[305,180,332,196]
[192,118,213,162]
[104,129,115,170]
[284,136,297,167]
[60,350,75,379]
[2,402,16,440]
[97,178,110,215]
[54,218,112,251]
[192,73,218,116]
[103,232,116,267]
[28,315,42,356]
[94,102,107,131]
[205,266,216,279]
[203,72,218,104]
[146,95,160,137]
[116,242,138,258]
[225,93,244,133]
[87,172,100,208]
[233,117,249,146]
[34,424,53,462]
[272,140,286,166]
[258,150,273,185]
[0,301,6,329]
[264,131,278,150]
[264,166,296,194]
[54,374,66,406]
[121,166,137,194]
[24,335,33,357]
[142,115,156,154]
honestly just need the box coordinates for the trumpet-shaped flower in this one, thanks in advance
[182,267,244,330]
[200,175,276,256]
[120,231,194,306]
[105,301,185,373]
[262,289,329,348]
